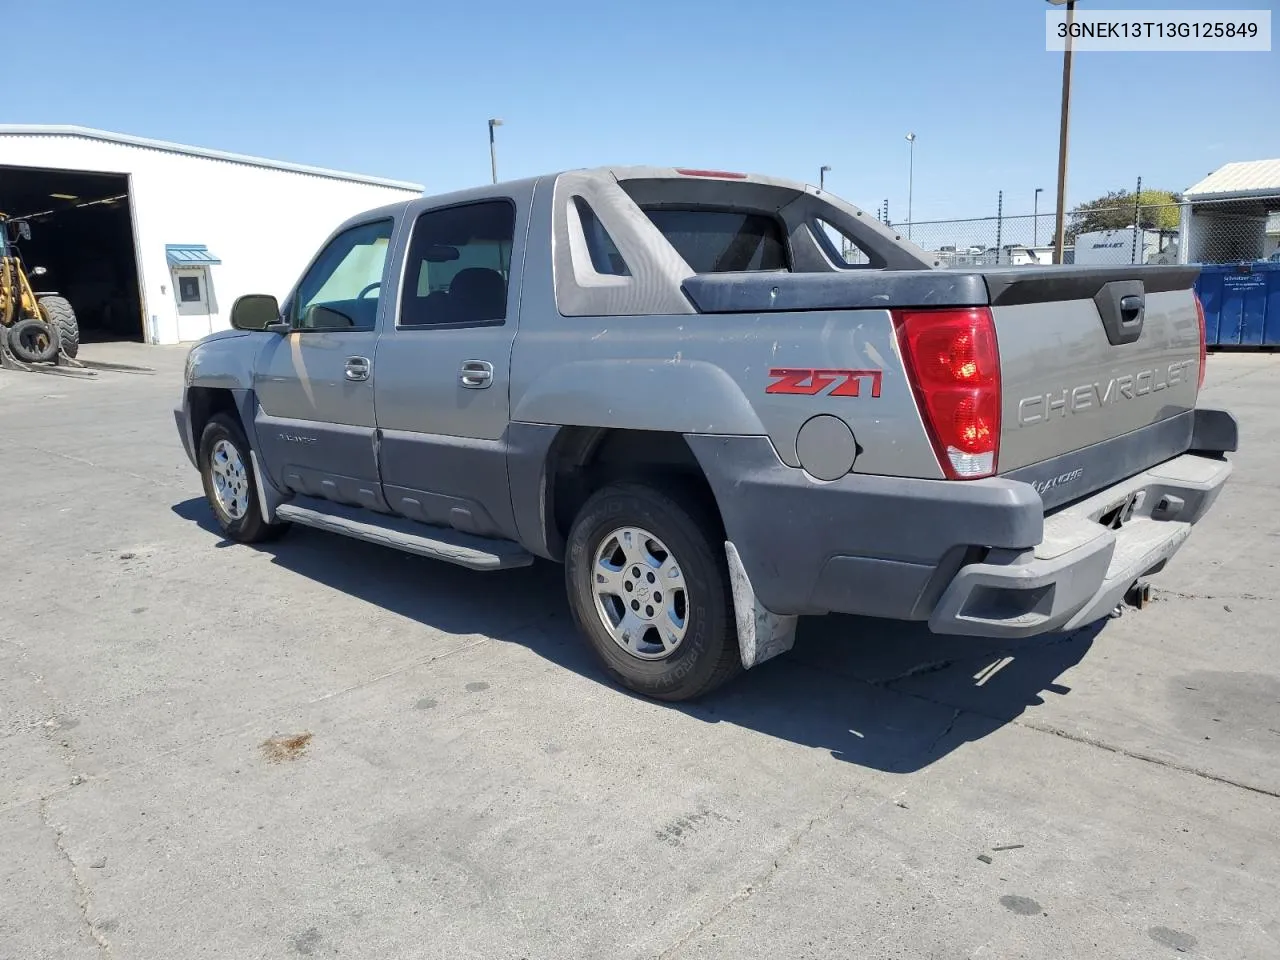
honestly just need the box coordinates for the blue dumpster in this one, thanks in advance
[1195,261,1280,347]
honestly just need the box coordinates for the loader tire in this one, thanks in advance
[7,317,59,363]
[38,296,79,359]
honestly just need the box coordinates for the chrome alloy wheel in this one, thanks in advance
[209,439,250,520]
[591,526,689,660]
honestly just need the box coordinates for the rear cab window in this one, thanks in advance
[614,175,885,276]
[639,208,789,273]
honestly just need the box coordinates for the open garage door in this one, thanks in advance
[0,165,145,344]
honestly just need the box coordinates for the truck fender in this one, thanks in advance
[512,359,766,435]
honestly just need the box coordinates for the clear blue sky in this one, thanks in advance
[9,0,1279,220]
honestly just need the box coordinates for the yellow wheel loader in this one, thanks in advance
[1,212,83,371]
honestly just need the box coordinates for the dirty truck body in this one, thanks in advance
[176,166,1237,701]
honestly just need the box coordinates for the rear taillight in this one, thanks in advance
[893,307,1001,480]
[1194,293,1207,391]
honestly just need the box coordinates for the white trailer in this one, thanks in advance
[1073,227,1179,266]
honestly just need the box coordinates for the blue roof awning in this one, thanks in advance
[166,243,221,266]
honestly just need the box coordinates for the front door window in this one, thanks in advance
[292,219,394,331]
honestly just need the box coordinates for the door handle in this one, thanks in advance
[345,356,371,381]
[460,360,494,389]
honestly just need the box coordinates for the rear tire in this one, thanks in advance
[565,481,741,701]
[7,317,58,363]
[197,413,289,543]
[38,296,79,359]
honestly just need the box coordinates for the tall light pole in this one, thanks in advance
[904,132,917,241]
[1048,0,1076,264]
[488,118,504,185]
[819,165,831,191]
[1034,186,1045,246]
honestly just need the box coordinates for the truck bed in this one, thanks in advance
[681,264,1204,508]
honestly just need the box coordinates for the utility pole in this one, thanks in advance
[904,133,917,241]
[1049,0,1076,265]
[488,118,503,184]
[1034,187,1044,246]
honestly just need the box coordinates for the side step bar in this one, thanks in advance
[274,496,535,571]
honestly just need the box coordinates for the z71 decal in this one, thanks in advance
[766,368,883,398]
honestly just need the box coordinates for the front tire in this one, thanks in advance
[197,413,288,543]
[565,482,741,701]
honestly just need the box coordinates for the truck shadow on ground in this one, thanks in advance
[173,498,1100,774]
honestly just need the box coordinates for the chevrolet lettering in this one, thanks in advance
[1017,359,1198,426]
[174,165,1237,703]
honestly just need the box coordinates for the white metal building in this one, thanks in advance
[0,125,423,344]
[1181,158,1280,264]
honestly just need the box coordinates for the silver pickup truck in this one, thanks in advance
[176,166,1237,701]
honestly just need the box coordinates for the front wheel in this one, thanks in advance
[197,413,289,543]
[565,482,741,701]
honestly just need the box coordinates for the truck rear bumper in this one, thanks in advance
[686,409,1235,638]
[928,452,1231,638]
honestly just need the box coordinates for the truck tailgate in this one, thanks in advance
[986,266,1202,494]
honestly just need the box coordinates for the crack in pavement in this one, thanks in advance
[655,792,882,959]
[1,612,566,815]
[2,633,488,813]
[924,708,963,757]
[38,797,111,956]
[1015,719,1280,799]
[789,639,1280,800]
[1156,589,1275,603]
[866,657,957,686]
[862,628,1087,690]
[0,438,187,491]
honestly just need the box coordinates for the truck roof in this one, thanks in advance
[349,166,832,222]
[338,165,924,272]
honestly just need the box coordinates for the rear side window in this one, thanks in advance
[399,200,515,327]
[641,208,789,273]
[815,218,874,267]
[573,197,631,276]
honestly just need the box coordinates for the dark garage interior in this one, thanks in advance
[0,164,145,344]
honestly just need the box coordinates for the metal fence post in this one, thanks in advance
[1178,201,1191,264]
[995,191,1003,264]
[1131,176,1142,264]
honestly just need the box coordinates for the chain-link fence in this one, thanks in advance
[886,194,1280,268]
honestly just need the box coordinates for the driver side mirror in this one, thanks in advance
[15,221,31,242]
[230,294,285,332]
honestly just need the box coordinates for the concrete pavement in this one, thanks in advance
[1,345,1277,959]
